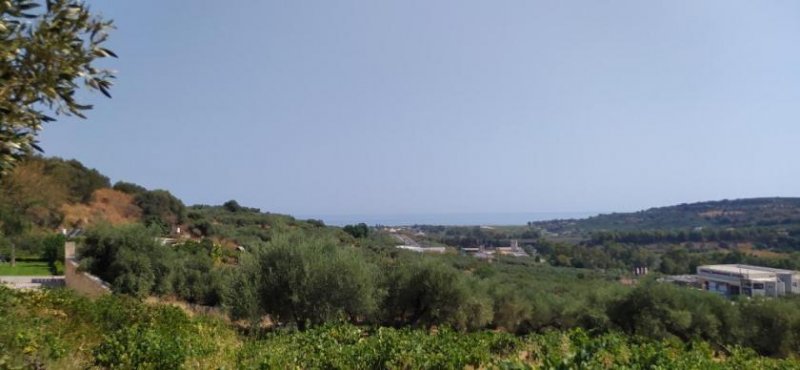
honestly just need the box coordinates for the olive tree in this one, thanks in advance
[380,257,493,330]
[0,0,116,176]
[228,232,380,329]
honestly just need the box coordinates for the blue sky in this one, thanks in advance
[39,1,800,217]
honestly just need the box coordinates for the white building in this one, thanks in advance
[696,264,800,298]
[395,245,446,254]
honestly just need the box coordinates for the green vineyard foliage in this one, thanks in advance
[1,286,799,369]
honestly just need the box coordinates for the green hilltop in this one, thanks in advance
[533,197,800,233]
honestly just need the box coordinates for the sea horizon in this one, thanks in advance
[296,211,600,227]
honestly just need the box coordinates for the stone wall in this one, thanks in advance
[64,241,110,298]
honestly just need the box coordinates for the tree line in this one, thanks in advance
[590,227,800,250]
[77,223,800,357]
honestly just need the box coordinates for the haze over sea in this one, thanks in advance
[300,212,599,227]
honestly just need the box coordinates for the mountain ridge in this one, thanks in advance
[532,197,800,233]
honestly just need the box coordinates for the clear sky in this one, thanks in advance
[39,1,800,218]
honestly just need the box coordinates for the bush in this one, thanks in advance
[2,287,800,368]
[229,232,379,329]
[134,190,186,230]
[381,257,492,330]
[93,325,188,369]
[739,298,800,357]
[608,281,742,345]
[343,223,369,238]
[112,181,147,195]
[42,233,66,274]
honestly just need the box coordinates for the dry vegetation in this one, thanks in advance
[60,188,142,228]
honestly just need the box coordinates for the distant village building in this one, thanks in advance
[461,246,493,260]
[496,239,529,257]
[658,274,701,288]
[697,264,800,298]
[460,240,529,259]
[395,245,446,254]
[461,247,481,255]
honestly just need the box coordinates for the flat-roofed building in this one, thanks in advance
[395,245,446,254]
[696,264,800,298]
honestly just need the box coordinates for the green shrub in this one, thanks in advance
[2,287,800,369]
[380,257,492,330]
[93,325,188,370]
[231,231,379,329]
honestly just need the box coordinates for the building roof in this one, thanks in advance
[700,264,796,274]
[698,264,798,281]
[748,277,778,282]
[737,265,799,274]
[395,245,446,253]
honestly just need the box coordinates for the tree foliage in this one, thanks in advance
[0,159,67,228]
[0,0,116,176]
[34,156,110,202]
[134,189,186,230]
[231,231,379,329]
[343,223,369,238]
[79,224,227,304]
[222,199,242,212]
[112,181,147,196]
[79,223,163,297]
[68,220,800,360]
[41,232,65,273]
[380,256,492,330]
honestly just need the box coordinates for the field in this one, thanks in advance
[0,260,52,276]
[2,286,798,369]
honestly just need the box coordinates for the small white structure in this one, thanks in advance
[395,245,446,254]
[697,264,800,298]
[461,246,492,260]
[496,239,529,257]
[155,237,178,246]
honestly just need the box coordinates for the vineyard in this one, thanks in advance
[1,286,798,369]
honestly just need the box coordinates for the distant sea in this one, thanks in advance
[296,212,598,227]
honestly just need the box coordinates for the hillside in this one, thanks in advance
[533,197,800,234]
[60,188,143,227]
[0,156,317,237]
[5,157,800,366]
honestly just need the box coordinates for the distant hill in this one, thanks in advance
[0,156,321,244]
[533,197,800,234]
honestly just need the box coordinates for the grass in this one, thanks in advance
[0,260,53,276]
